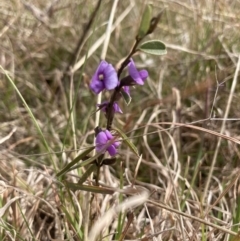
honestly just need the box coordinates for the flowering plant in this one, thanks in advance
[57,4,167,187]
[90,58,149,157]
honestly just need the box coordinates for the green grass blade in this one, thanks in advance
[65,182,114,194]
[114,127,139,157]
[0,66,56,169]
[56,146,95,177]
[78,164,97,185]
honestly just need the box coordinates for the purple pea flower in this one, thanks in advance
[96,130,120,156]
[97,101,123,114]
[128,58,148,85]
[90,60,118,94]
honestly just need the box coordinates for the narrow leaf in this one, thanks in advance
[138,5,152,38]
[113,127,139,157]
[78,164,97,185]
[56,146,94,177]
[65,182,114,194]
[147,10,164,35]
[120,90,131,106]
[139,40,167,55]
[0,196,21,218]
[0,66,56,169]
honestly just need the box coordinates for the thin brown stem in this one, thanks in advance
[117,38,141,78]
[106,38,142,130]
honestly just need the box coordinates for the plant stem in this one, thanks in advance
[106,38,142,130]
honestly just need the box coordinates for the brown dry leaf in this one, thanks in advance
[0,196,21,218]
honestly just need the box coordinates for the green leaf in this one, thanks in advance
[120,89,131,106]
[113,127,139,157]
[65,182,114,194]
[139,40,167,55]
[56,146,94,177]
[78,164,97,185]
[138,4,152,38]
[147,10,164,35]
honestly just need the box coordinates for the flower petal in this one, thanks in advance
[96,144,105,153]
[105,130,113,140]
[95,130,120,156]
[97,60,109,72]
[95,132,108,152]
[123,86,130,95]
[103,64,118,90]
[107,145,117,156]
[113,141,121,148]
[90,79,104,94]
[128,60,144,85]
[113,102,123,113]
[96,131,108,145]
[139,69,148,81]
[90,60,117,94]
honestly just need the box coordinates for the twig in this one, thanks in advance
[202,55,240,202]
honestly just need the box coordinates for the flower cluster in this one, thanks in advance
[90,58,148,156]
[95,130,120,156]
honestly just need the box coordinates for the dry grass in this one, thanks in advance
[1,0,240,240]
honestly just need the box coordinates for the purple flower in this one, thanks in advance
[90,60,118,94]
[97,101,123,114]
[128,59,148,85]
[96,130,120,156]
